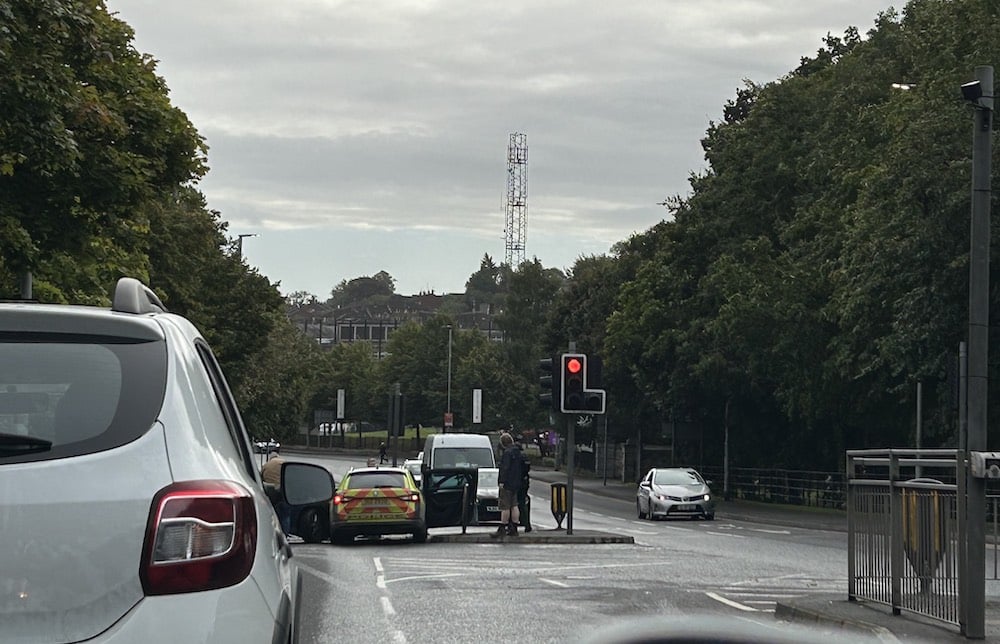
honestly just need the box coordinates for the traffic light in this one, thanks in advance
[538,355,560,411]
[583,355,605,413]
[560,353,585,413]
[560,353,606,414]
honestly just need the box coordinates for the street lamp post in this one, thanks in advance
[236,233,258,258]
[446,325,453,432]
[963,65,993,640]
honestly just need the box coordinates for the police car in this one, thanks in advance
[330,466,426,544]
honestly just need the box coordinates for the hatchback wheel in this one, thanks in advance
[636,500,646,519]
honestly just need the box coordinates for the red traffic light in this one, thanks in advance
[566,357,582,374]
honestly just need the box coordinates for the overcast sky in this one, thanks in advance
[107,0,892,298]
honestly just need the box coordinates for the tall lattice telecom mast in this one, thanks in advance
[504,132,527,268]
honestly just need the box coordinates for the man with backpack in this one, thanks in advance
[494,432,523,537]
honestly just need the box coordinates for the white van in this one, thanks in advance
[421,433,495,470]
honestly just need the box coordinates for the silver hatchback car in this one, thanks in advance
[0,278,323,643]
[636,467,715,520]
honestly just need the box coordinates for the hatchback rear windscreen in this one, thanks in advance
[0,336,166,463]
[347,472,408,488]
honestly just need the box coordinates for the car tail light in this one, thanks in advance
[334,493,347,505]
[140,480,257,595]
[406,493,420,503]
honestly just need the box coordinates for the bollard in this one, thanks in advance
[550,482,567,529]
[902,481,947,595]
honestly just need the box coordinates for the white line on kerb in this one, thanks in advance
[706,591,758,612]
[539,578,569,587]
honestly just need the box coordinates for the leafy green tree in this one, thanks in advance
[236,314,324,441]
[311,340,384,431]
[0,0,206,301]
[329,272,395,306]
[465,253,502,310]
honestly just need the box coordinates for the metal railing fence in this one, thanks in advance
[847,449,965,630]
[698,465,845,508]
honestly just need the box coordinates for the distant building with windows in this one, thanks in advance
[286,292,502,357]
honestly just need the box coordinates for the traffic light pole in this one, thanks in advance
[566,414,575,535]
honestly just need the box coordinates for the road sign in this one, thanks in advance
[472,389,482,424]
[444,412,454,428]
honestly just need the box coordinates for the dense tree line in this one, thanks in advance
[0,0,318,439]
[601,0,1000,470]
[7,1,1000,473]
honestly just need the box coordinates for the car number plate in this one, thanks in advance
[487,506,499,512]
[677,504,696,511]
[364,498,390,505]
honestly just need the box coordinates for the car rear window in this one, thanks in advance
[0,334,166,464]
[346,471,408,488]
[432,447,494,468]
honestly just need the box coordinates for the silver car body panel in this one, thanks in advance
[0,301,295,644]
[0,426,172,643]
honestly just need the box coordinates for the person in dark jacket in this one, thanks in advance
[517,445,532,532]
[494,432,522,537]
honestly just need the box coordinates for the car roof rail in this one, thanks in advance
[112,277,168,314]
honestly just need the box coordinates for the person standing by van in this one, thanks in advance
[517,445,532,533]
[494,432,522,537]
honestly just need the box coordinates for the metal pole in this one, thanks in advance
[566,415,575,536]
[723,399,730,500]
[965,64,992,640]
[19,271,32,299]
[916,381,923,478]
[446,325,453,429]
[603,413,609,486]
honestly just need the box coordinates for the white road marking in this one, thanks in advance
[380,596,396,616]
[373,557,384,573]
[706,591,758,612]
[749,528,791,535]
[539,578,569,587]
[707,531,746,538]
[385,573,464,584]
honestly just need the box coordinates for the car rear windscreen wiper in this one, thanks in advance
[0,432,53,456]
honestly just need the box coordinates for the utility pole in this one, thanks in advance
[963,65,992,640]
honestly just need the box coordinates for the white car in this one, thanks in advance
[402,458,423,484]
[0,278,325,643]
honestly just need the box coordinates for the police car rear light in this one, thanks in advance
[334,493,347,505]
[140,480,257,595]
[407,493,420,502]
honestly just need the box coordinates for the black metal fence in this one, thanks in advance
[698,465,845,509]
